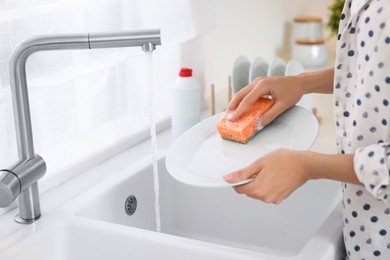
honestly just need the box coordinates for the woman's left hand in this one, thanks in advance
[223,149,310,204]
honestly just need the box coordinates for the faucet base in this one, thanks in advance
[16,183,42,224]
[15,213,41,224]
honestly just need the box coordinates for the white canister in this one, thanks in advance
[292,39,328,70]
[171,68,202,141]
[291,16,323,49]
[293,16,323,38]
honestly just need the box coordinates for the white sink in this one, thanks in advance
[0,155,344,260]
[0,217,254,260]
[75,157,344,259]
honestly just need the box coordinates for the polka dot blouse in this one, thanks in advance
[335,0,390,258]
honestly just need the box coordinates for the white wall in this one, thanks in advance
[203,0,335,111]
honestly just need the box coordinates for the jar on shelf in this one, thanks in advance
[291,16,324,48]
[292,39,328,70]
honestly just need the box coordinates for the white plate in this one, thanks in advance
[285,59,305,76]
[232,56,250,94]
[166,106,319,188]
[249,56,268,82]
[268,57,286,76]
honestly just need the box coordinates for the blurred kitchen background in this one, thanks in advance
[204,0,336,111]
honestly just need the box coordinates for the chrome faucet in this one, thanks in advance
[0,29,161,224]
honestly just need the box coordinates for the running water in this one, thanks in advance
[144,52,161,232]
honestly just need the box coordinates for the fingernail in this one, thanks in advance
[224,173,233,181]
[256,116,265,130]
[227,114,234,122]
[259,116,265,127]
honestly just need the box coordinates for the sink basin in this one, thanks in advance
[76,157,344,258]
[0,220,139,260]
[0,217,249,260]
[0,156,344,260]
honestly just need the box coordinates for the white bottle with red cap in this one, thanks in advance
[171,67,201,140]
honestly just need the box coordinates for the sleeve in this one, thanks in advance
[354,144,390,202]
[352,3,390,203]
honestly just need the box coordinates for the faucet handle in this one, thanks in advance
[0,170,21,207]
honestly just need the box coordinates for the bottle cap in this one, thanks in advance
[179,68,192,77]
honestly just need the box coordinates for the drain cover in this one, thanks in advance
[124,195,137,216]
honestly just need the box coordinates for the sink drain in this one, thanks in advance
[124,195,137,216]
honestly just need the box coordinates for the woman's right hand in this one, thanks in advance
[226,75,306,127]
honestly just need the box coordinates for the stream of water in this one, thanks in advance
[145,52,161,232]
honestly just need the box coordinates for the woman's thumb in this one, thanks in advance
[224,163,259,183]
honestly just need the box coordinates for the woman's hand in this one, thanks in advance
[226,76,304,126]
[224,149,360,204]
[223,149,310,204]
[226,68,335,126]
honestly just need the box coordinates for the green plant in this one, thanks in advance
[327,0,345,35]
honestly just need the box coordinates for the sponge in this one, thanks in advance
[216,97,275,144]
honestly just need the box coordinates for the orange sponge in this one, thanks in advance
[216,97,275,144]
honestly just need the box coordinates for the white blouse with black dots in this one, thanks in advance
[335,0,390,258]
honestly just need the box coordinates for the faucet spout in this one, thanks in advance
[2,29,161,223]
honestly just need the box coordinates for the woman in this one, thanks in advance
[224,0,390,258]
